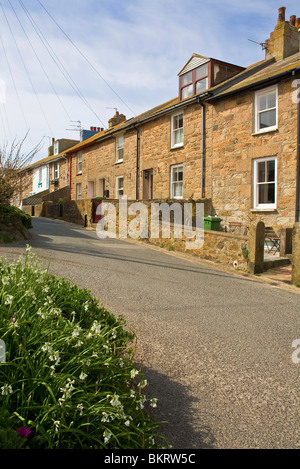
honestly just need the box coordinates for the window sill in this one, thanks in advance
[252,128,278,136]
[170,143,184,151]
[76,171,82,176]
[251,208,277,212]
[115,160,123,165]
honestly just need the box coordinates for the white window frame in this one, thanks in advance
[170,164,183,199]
[171,113,184,148]
[53,162,60,180]
[253,156,277,210]
[76,183,82,200]
[254,85,278,133]
[77,152,82,174]
[116,135,124,163]
[116,176,124,198]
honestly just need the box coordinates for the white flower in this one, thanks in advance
[79,372,88,380]
[49,351,61,366]
[130,369,139,379]
[1,384,13,396]
[125,420,130,427]
[42,342,53,353]
[4,295,13,306]
[150,398,158,408]
[109,393,122,408]
[77,403,84,416]
[54,421,60,432]
[91,321,101,334]
[103,430,112,444]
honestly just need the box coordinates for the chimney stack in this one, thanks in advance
[265,6,299,60]
[108,111,126,128]
[278,6,286,22]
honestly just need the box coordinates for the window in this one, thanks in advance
[180,63,209,100]
[76,183,82,200]
[170,164,183,199]
[171,113,184,148]
[53,162,60,180]
[116,136,124,163]
[54,142,59,155]
[116,176,124,198]
[77,152,82,174]
[255,86,278,133]
[253,157,277,209]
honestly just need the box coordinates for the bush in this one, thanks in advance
[0,205,32,230]
[0,247,167,449]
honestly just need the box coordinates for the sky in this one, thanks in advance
[0,0,299,163]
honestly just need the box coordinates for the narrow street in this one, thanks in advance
[1,217,300,449]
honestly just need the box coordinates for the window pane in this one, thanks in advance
[258,183,275,204]
[267,160,275,182]
[196,64,208,79]
[259,109,276,129]
[181,85,193,99]
[173,114,183,130]
[173,182,183,197]
[267,92,276,109]
[258,161,265,183]
[259,95,267,111]
[174,129,183,145]
[196,78,208,93]
[117,136,124,149]
[181,71,192,86]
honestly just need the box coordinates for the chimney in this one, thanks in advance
[108,111,126,128]
[265,6,300,60]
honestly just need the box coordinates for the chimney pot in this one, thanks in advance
[296,17,300,28]
[278,6,286,22]
[290,15,296,26]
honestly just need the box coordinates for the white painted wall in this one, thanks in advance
[32,165,49,194]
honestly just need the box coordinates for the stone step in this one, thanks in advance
[263,256,291,271]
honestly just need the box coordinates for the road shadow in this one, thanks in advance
[136,364,216,449]
[18,218,261,285]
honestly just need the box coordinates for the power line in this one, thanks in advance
[0,14,33,145]
[0,0,54,137]
[36,0,137,117]
[17,0,107,129]
[7,0,72,123]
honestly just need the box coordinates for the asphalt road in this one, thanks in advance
[1,217,300,449]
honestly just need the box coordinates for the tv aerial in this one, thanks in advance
[248,39,266,50]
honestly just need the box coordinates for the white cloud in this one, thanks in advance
[0,0,299,161]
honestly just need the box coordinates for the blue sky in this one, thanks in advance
[0,0,299,161]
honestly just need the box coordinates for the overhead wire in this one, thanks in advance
[17,0,107,129]
[0,0,54,137]
[7,0,73,123]
[36,0,137,117]
[0,9,33,145]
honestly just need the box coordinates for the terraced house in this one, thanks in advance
[21,6,300,235]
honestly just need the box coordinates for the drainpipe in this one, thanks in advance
[134,125,140,200]
[69,155,72,199]
[296,96,300,222]
[198,97,206,199]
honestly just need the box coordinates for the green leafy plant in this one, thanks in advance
[0,247,167,449]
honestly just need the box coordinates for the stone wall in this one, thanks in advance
[208,77,297,229]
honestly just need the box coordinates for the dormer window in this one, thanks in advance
[180,63,209,100]
[178,55,244,101]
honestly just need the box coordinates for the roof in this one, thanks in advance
[23,51,300,167]
[208,52,300,100]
